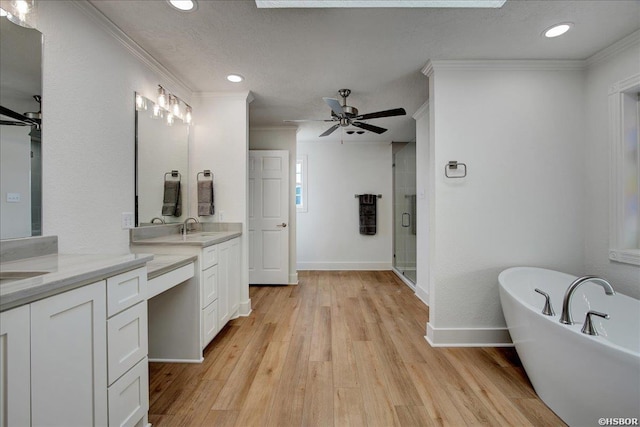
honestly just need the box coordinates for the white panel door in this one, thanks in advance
[249,150,289,284]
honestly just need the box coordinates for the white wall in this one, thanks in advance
[297,140,393,270]
[249,127,298,284]
[192,92,251,314]
[37,1,191,253]
[425,61,586,346]
[584,32,640,299]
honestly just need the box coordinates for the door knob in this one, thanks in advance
[276,223,287,228]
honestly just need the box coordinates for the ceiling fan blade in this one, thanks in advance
[355,108,406,121]
[319,123,340,137]
[352,121,387,134]
[323,97,344,116]
[283,119,336,123]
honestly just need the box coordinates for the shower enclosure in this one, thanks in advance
[393,141,417,284]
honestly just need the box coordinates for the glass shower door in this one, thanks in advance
[393,141,417,284]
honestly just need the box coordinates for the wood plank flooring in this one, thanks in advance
[148,271,565,426]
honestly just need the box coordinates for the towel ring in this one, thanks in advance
[197,170,213,181]
[164,170,181,180]
[354,194,382,199]
[445,161,467,178]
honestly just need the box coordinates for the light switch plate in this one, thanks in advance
[121,212,134,229]
[6,193,20,202]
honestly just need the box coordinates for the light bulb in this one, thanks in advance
[152,103,163,119]
[0,7,8,16]
[166,112,174,126]
[14,0,30,14]
[135,94,147,111]
[543,23,572,38]
[172,98,181,117]
[157,86,167,108]
[226,74,244,83]
[185,106,193,125]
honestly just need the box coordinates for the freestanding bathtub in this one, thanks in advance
[498,267,640,427]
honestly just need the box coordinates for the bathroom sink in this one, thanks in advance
[0,270,49,284]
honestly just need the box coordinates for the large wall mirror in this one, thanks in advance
[135,93,190,226]
[0,16,43,239]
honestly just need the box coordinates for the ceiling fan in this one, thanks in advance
[285,89,406,137]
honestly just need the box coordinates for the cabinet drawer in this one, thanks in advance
[107,267,147,317]
[202,301,218,348]
[201,245,218,270]
[107,302,148,385]
[108,357,149,427]
[201,265,218,308]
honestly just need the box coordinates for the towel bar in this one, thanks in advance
[197,170,213,181]
[164,170,181,180]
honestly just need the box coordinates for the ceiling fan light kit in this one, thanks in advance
[285,88,407,137]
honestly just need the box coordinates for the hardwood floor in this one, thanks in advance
[148,271,565,426]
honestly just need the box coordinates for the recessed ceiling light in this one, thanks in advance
[167,0,197,12]
[0,7,7,17]
[543,22,573,38]
[227,74,244,83]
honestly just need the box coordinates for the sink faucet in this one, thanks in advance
[150,217,165,224]
[559,276,615,325]
[182,217,199,235]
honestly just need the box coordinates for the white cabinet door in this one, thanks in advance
[217,241,230,326]
[0,305,30,427]
[31,281,108,427]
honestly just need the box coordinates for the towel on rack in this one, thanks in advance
[359,194,377,235]
[198,179,214,216]
[161,180,181,216]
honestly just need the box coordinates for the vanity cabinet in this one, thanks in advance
[0,305,31,426]
[2,266,148,427]
[31,281,108,426]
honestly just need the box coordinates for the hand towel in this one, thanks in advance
[161,180,181,216]
[359,194,377,235]
[198,179,214,216]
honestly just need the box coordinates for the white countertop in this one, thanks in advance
[0,253,153,312]
[131,231,241,247]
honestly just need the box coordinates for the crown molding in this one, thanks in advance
[72,1,192,97]
[587,29,640,68]
[193,91,254,103]
[422,59,585,74]
[413,100,429,120]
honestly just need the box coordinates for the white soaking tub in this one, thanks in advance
[498,267,640,427]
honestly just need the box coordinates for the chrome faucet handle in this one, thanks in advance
[581,310,609,336]
[534,288,555,316]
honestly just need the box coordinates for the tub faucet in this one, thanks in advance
[559,276,615,325]
[182,217,199,235]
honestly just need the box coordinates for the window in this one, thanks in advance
[609,74,640,265]
[296,155,308,212]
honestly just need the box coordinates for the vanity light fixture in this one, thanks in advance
[1,0,37,27]
[135,93,147,111]
[152,85,193,126]
[167,0,197,12]
[543,22,573,38]
[226,74,244,83]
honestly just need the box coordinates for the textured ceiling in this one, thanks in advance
[89,0,640,142]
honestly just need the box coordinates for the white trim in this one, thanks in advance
[148,357,204,363]
[414,285,429,307]
[422,59,585,76]
[587,29,640,68]
[238,299,252,316]
[251,126,298,131]
[288,273,299,285]
[71,1,192,97]
[296,262,392,271]
[193,91,254,102]
[425,323,513,347]
[609,74,640,266]
[412,101,429,121]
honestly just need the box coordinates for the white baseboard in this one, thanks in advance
[425,323,513,347]
[415,285,429,307]
[296,262,392,270]
[148,357,204,363]
[289,272,299,285]
[239,299,252,316]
